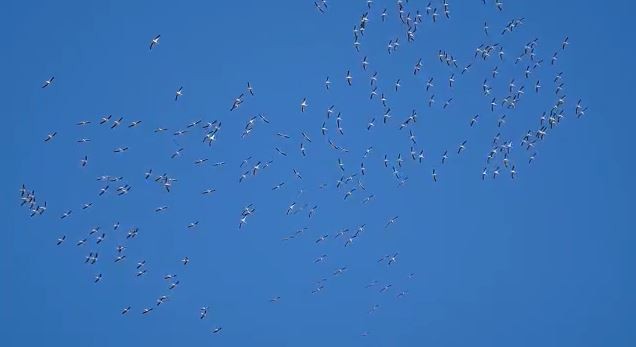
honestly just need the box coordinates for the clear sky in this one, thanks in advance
[2,1,635,346]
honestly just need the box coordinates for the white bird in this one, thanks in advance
[44,132,57,142]
[562,36,570,50]
[149,34,161,50]
[171,148,184,159]
[272,182,285,190]
[60,210,72,219]
[128,120,142,128]
[333,266,347,276]
[168,280,180,290]
[99,115,112,124]
[80,156,88,167]
[439,150,448,165]
[388,252,399,265]
[175,87,183,101]
[315,234,329,244]
[111,117,124,129]
[314,254,328,263]
[385,216,399,229]
[300,98,308,112]
[457,140,467,154]
[156,295,169,306]
[470,115,479,127]
[202,188,216,195]
[42,76,54,88]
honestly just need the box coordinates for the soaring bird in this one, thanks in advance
[41,76,54,88]
[175,86,183,101]
[149,34,161,50]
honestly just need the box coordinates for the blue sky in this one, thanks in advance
[2,0,635,346]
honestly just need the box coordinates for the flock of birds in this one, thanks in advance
[20,0,589,339]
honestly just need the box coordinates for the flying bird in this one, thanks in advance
[149,34,161,50]
[175,87,183,101]
[41,76,54,88]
